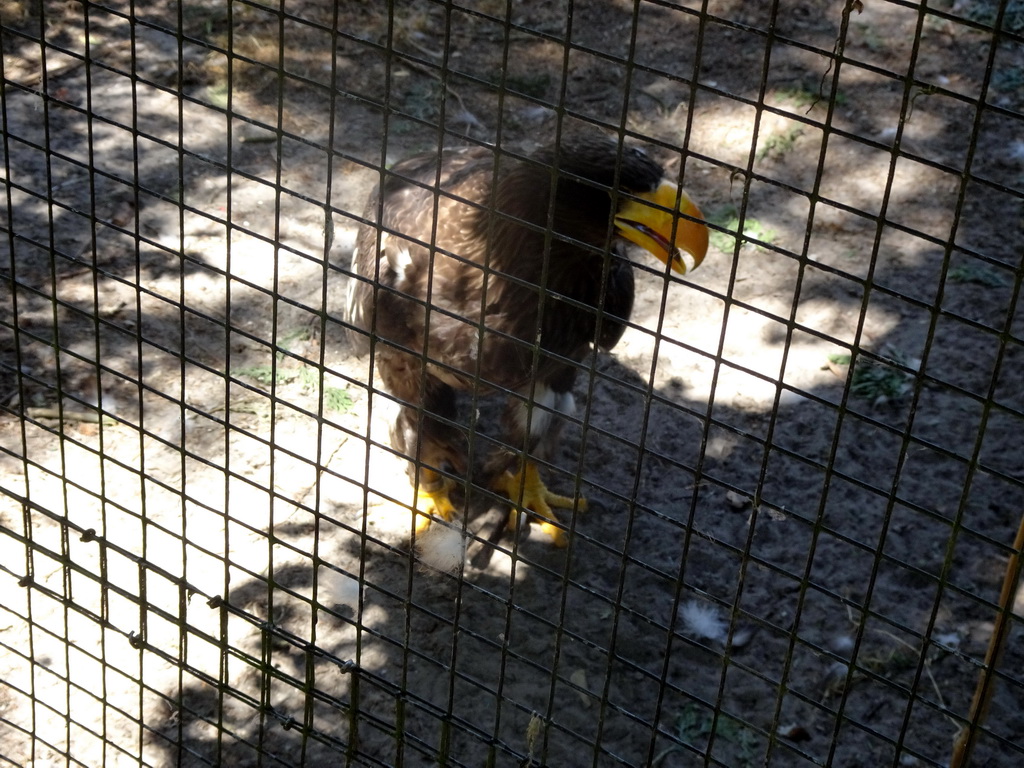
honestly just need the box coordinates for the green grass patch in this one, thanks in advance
[232,363,354,414]
[232,365,294,386]
[324,386,355,414]
[653,704,760,767]
[948,263,1011,287]
[232,363,315,391]
[708,205,777,253]
[829,351,915,404]
[757,126,804,161]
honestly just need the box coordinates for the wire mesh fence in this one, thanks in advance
[1,0,1023,766]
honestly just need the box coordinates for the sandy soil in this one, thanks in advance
[1,1,1023,766]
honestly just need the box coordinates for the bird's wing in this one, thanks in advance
[348,146,536,389]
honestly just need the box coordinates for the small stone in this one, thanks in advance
[726,491,748,510]
[777,723,811,742]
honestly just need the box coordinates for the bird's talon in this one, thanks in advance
[537,521,569,548]
[497,463,585,547]
[414,479,458,532]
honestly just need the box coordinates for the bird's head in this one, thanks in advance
[613,180,708,276]
[533,133,709,274]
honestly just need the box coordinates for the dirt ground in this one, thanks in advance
[1,1,1023,766]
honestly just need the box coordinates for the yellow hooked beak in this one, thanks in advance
[613,180,709,274]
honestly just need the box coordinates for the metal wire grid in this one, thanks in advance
[0,0,1022,766]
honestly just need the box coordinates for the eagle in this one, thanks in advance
[346,131,708,547]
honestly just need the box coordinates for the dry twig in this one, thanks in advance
[950,511,1024,767]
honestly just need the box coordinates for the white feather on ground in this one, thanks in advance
[319,567,362,610]
[679,600,729,643]
[416,523,467,573]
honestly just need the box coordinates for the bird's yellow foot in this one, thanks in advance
[496,462,587,547]
[414,476,458,533]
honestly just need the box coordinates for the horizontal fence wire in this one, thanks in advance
[1,1,1023,767]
